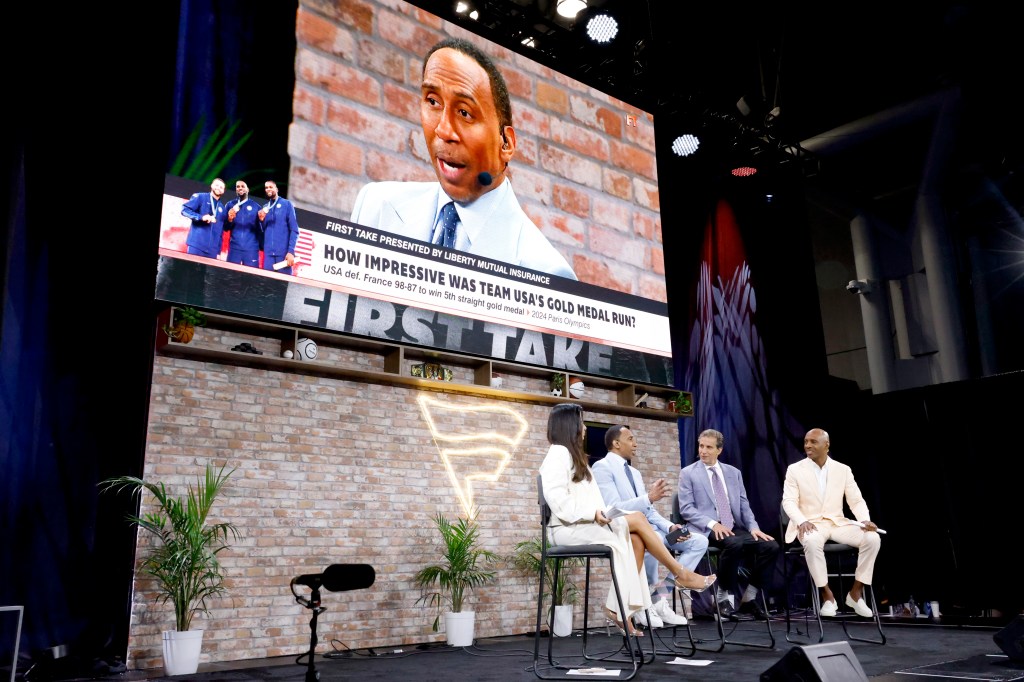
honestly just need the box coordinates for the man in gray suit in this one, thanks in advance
[678,428,779,620]
[349,37,577,281]
[594,425,708,627]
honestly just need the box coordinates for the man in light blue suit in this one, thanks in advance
[678,428,779,621]
[594,425,708,627]
[349,37,577,281]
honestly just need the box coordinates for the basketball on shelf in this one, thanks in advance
[568,377,585,399]
[294,337,318,361]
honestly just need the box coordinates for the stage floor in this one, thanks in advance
[54,617,1022,682]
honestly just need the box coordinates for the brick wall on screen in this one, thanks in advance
[286,0,665,301]
[125,355,684,669]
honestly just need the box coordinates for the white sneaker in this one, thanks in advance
[652,597,688,626]
[635,606,664,628]
[819,599,838,617]
[845,593,873,617]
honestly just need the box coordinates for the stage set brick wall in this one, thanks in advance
[125,353,685,670]
[286,0,666,302]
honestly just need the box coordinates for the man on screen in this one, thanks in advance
[259,180,299,275]
[349,38,578,281]
[224,180,262,268]
[181,177,226,259]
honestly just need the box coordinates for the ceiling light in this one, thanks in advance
[454,1,479,19]
[521,36,536,48]
[557,0,587,19]
[586,14,618,43]
[672,134,700,157]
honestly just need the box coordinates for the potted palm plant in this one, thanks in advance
[413,513,499,646]
[99,463,239,675]
[510,537,583,636]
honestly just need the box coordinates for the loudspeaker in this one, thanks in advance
[994,615,1024,661]
[760,641,868,681]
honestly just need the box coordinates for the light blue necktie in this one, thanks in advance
[437,201,459,249]
[624,462,639,496]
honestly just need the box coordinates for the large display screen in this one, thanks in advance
[155,0,673,386]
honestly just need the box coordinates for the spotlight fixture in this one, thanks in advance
[586,13,618,43]
[521,35,536,48]
[671,134,700,157]
[556,0,587,19]
[731,166,758,177]
[454,1,478,19]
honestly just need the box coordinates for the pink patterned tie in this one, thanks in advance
[710,468,734,530]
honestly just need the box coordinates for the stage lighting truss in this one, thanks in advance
[672,134,700,157]
[586,13,618,43]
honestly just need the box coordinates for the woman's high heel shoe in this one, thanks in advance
[605,609,644,638]
[676,572,716,593]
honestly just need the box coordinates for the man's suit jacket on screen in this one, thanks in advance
[678,460,760,536]
[349,179,577,280]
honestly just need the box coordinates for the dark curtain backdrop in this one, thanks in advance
[1,1,297,673]
[664,170,834,602]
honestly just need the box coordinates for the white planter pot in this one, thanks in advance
[552,604,574,637]
[444,610,476,647]
[162,629,204,676]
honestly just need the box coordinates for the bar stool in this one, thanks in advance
[532,475,655,679]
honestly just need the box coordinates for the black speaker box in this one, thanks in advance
[994,615,1024,661]
[761,641,868,681]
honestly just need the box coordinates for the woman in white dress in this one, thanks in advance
[539,403,716,634]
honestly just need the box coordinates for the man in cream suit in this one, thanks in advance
[594,425,708,627]
[349,37,577,281]
[678,429,778,620]
[782,428,881,618]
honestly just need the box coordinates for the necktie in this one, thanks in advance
[624,462,638,496]
[437,201,459,249]
[710,468,734,530]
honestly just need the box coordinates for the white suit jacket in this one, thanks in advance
[592,452,672,534]
[781,457,871,544]
[349,179,577,280]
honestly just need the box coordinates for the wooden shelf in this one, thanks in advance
[155,307,692,421]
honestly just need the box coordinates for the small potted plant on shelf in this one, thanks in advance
[550,373,565,396]
[413,512,499,647]
[669,391,693,415]
[99,463,239,675]
[162,306,207,344]
[510,537,582,637]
